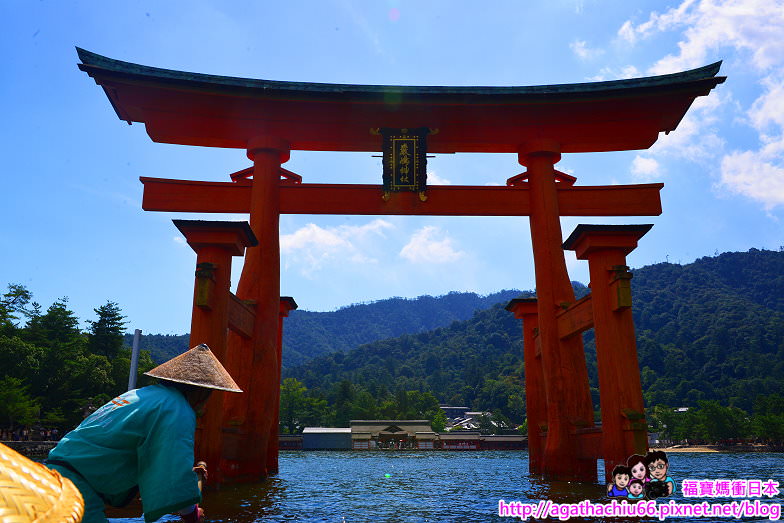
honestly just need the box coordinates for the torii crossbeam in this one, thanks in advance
[77,48,724,483]
[140,178,664,216]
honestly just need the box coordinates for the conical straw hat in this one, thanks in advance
[145,343,242,392]
[0,442,84,522]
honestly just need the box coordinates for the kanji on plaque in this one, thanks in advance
[379,127,430,199]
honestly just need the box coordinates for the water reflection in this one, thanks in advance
[100,451,782,522]
[199,477,286,522]
[527,475,605,505]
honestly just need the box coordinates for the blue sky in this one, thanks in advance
[2,1,783,334]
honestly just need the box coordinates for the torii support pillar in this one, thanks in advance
[506,298,546,475]
[520,142,595,482]
[222,136,290,481]
[563,224,652,481]
[173,219,258,485]
[266,296,298,474]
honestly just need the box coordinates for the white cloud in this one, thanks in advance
[640,0,784,75]
[617,20,637,44]
[631,155,661,181]
[280,219,393,275]
[399,226,465,264]
[617,0,784,74]
[570,40,604,60]
[281,223,351,252]
[718,75,784,209]
[748,76,784,143]
[587,65,640,81]
[173,236,187,246]
[719,151,784,210]
[427,171,451,185]
[649,92,726,161]
[616,0,784,209]
[617,0,698,46]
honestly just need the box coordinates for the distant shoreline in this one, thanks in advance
[4,440,781,459]
[656,445,781,453]
[1,440,57,458]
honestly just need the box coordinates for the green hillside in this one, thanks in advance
[124,290,522,366]
[5,248,783,438]
[281,289,521,366]
[286,249,784,419]
[121,333,191,364]
[632,249,784,408]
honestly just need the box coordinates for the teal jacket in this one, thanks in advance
[48,384,201,522]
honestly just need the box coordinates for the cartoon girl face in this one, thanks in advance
[631,462,647,480]
[629,482,644,496]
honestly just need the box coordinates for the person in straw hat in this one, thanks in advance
[44,344,241,523]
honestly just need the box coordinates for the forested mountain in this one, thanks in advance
[127,249,784,420]
[632,249,784,409]
[124,290,522,366]
[286,299,530,422]
[4,248,783,438]
[121,333,191,364]
[281,290,521,366]
[286,249,784,418]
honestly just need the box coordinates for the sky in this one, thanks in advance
[2,0,783,334]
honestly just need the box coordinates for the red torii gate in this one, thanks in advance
[77,48,724,483]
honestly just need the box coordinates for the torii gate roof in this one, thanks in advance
[77,48,724,154]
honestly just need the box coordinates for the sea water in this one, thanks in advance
[110,451,782,522]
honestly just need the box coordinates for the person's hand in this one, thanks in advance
[193,461,208,482]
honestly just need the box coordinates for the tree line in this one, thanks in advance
[278,377,450,434]
[279,375,784,443]
[647,396,784,445]
[282,249,784,440]
[2,248,783,443]
[284,302,531,425]
[0,284,155,431]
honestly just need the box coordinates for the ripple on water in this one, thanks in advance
[103,450,782,522]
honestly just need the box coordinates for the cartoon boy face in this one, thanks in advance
[631,462,647,480]
[649,459,668,480]
[629,482,644,496]
[614,473,630,489]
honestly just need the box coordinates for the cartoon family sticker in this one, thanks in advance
[607,450,674,500]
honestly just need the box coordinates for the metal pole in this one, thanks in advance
[128,329,142,391]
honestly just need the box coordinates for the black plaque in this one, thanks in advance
[380,127,429,199]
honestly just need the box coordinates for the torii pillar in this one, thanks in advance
[267,296,298,474]
[173,219,258,484]
[505,298,546,475]
[520,141,596,482]
[563,224,651,481]
[222,136,290,480]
